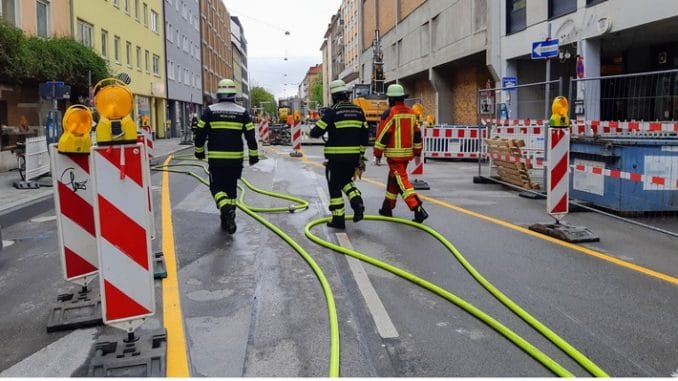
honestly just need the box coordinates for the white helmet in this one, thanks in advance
[329,79,349,94]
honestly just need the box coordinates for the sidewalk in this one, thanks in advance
[0,138,192,219]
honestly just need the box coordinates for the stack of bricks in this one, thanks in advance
[485,137,540,190]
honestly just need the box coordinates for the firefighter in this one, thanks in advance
[374,84,428,223]
[194,79,259,233]
[310,79,368,229]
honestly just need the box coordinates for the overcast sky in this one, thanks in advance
[222,0,342,100]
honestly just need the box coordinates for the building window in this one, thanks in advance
[134,0,139,19]
[126,41,132,67]
[77,19,93,47]
[114,36,120,63]
[1,0,17,25]
[168,60,174,80]
[101,30,109,58]
[112,0,119,7]
[123,0,129,13]
[549,0,577,19]
[145,49,149,72]
[151,10,158,32]
[153,54,160,75]
[136,46,141,70]
[506,0,526,34]
[586,0,606,5]
[143,2,148,26]
[36,0,49,37]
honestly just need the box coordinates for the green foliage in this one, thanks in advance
[309,72,323,108]
[0,21,110,99]
[250,86,277,115]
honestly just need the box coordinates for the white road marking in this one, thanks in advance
[2,240,14,248]
[314,185,399,338]
[0,328,97,377]
[336,233,399,339]
[30,215,56,223]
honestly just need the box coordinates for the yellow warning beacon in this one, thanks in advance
[58,105,93,153]
[94,78,137,144]
[549,96,570,127]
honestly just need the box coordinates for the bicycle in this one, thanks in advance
[13,141,26,181]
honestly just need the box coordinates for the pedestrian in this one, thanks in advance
[310,79,368,229]
[194,78,259,233]
[373,84,428,223]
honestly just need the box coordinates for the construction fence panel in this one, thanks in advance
[423,125,486,161]
[25,135,51,180]
[477,79,562,192]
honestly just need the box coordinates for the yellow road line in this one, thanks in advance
[292,152,678,285]
[161,155,190,376]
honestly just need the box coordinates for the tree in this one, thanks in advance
[309,73,323,108]
[0,21,110,100]
[249,86,277,116]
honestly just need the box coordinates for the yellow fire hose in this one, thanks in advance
[154,155,608,377]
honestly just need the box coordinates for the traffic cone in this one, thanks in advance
[411,155,430,190]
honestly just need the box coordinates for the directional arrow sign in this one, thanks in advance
[531,39,559,59]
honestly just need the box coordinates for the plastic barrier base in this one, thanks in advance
[46,287,103,332]
[528,222,599,243]
[13,180,40,189]
[412,178,430,190]
[289,151,303,158]
[153,251,167,279]
[88,329,167,377]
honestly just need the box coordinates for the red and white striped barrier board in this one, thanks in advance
[547,128,570,218]
[139,138,155,240]
[50,145,98,286]
[572,164,678,189]
[91,143,154,331]
[291,120,302,153]
[423,126,487,159]
[570,120,678,136]
[258,120,270,145]
[136,125,154,159]
[490,118,546,126]
[411,155,423,175]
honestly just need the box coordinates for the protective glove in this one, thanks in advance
[194,150,205,160]
[249,156,259,166]
[353,159,366,180]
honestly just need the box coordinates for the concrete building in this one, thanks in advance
[71,0,168,137]
[200,0,233,105]
[320,10,343,105]
[164,0,202,138]
[339,0,360,85]
[298,64,323,116]
[360,0,491,125]
[231,16,249,109]
[489,0,678,121]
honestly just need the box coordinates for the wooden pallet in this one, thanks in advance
[485,138,540,190]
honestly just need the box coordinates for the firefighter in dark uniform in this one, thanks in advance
[310,79,368,229]
[194,79,259,233]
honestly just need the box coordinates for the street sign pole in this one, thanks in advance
[545,23,551,120]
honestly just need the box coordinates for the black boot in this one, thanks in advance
[220,205,237,234]
[350,198,365,222]
[378,200,392,217]
[326,215,345,229]
[413,204,429,223]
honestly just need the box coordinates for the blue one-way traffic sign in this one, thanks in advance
[531,39,559,59]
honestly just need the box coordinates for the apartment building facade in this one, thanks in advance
[231,16,249,109]
[72,0,168,137]
[200,0,233,106]
[164,0,202,138]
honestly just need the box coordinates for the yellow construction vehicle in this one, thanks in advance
[278,99,291,123]
[351,30,388,144]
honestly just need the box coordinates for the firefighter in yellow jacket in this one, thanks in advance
[310,80,368,229]
[194,79,259,233]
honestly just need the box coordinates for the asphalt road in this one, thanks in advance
[0,144,676,377]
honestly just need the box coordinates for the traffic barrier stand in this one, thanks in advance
[136,137,166,278]
[47,144,103,332]
[289,120,303,157]
[88,142,166,376]
[529,97,598,243]
[411,154,430,190]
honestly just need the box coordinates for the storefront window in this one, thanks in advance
[549,0,577,19]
